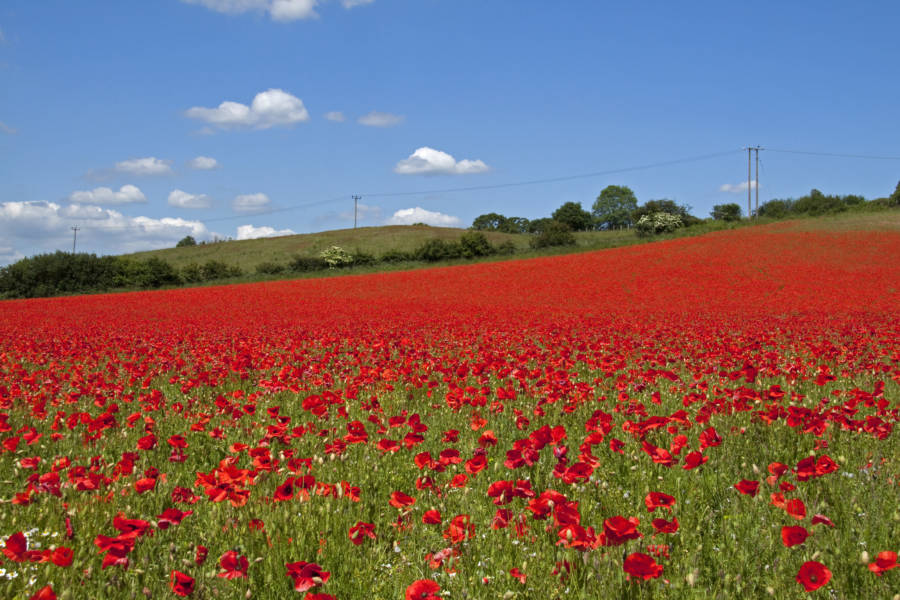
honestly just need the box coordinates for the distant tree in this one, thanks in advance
[635,213,683,236]
[593,185,638,229]
[711,203,742,221]
[757,199,794,219]
[632,199,700,227]
[530,220,575,248]
[176,236,197,248]
[319,246,353,269]
[527,217,556,234]
[792,189,846,216]
[889,181,900,206]
[499,216,530,234]
[471,213,506,231]
[552,202,593,231]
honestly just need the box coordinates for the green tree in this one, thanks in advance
[889,181,900,206]
[176,236,197,248]
[711,203,742,221]
[593,185,638,229]
[552,201,593,231]
[471,213,507,231]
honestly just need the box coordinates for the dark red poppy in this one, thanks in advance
[796,561,831,591]
[29,586,57,600]
[811,514,835,528]
[734,480,759,497]
[644,491,676,512]
[348,521,376,545]
[285,561,330,592]
[602,516,641,546]
[651,517,679,534]
[623,552,664,580]
[157,508,193,530]
[218,550,249,579]
[422,510,442,524]
[785,498,807,520]
[170,570,195,596]
[682,451,708,469]
[50,546,74,567]
[195,545,208,565]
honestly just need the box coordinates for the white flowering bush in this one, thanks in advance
[319,246,353,269]
[635,212,684,236]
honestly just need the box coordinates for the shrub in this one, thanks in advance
[379,249,415,263]
[290,256,328,272]
[350,249,377,267]
[530,220,575,248]
[176,236,197,248]
[711,203,742,221]
[459,232,494,258]
[415,239,462,262]
[200,260,242,280]
[255,261,285,275]
[181,263,203,283]
[319,246,353,269]
[494,240,517,255]
[635,212,683,236]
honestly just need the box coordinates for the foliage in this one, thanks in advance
[471,213,530,233]
[635,212,684,236]
[290,256,329,272]
[255,261,286,275]
[350,249,377,267]
[632,199,699,227]
[890,181,900,206]
[526,217,555,234]
[379,249,416,263]
[200,260,242,280]
[757,199,795,219]
[415,239,463,262]
[552,201,594,231]
[593,185,638,229]
[319,246,354,269]
[458,232,495,258]
[530,219,575,248]
[176,236,197,248]
[711,203,742,221]
[759,190,872,219]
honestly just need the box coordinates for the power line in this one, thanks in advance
[766,148,900,161]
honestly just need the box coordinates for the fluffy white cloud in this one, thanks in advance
[236,224,296,240]
[180,0,318,20]
[115,157,173,176]
[394,147,490,176]
[68,185,146,205]
[324,111,345,122]
[168,189,212,209]
[386,207,462,227]
[0,201,213,265]
[720,181,759,193]
[233,193,271,212]
[358,111,404,127]
[188,156,220,170]
[186,89,310,130]
[0,121,15,135]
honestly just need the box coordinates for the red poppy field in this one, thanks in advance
[1,221,899,599]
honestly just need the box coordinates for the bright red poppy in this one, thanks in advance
[406,579,440,600]
[348,521,376,545]
[796,561,831,591]
[29,586,57,600]
[645,491,676,512]
[781,526,810,547]
[286,561,330,592]
[868,551,899,575]
[218,550,249,579]
[734,480,759,497]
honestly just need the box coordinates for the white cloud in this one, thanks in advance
[180,0,318,20]
[68,185,147,205]
[236,224,296,240]
[115,157,173,176]
[168,189,212,209]
[0,121,15,135]
[188,156,220,170]
[720,181,759,193]
[233,193,271,212]
[186,89,310,130]
[358,111,404,127]
[0,201,213,265]
[324,111,345,122]
[386,207,462,227]
[394,147,490,176]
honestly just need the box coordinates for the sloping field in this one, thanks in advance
[1,221,898,599]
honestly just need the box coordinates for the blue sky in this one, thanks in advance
[1,1,899,263]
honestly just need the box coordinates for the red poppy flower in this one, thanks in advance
[781,526,810,547]
[623,552,664,580]
[509,567,527,583]
[796,561,831,591]
[389,491,416,509]
[785,498,807,520]
[195,545,208,565]
[285,561,330,592]
[157,508,193,530]
[29,586,57,600]
[734,480,759,497]
[422,510,442,525]
[50,546,74,567]
[644,491,676,512]
[405,579,440,600]
[651,517,679,534]
[218,550,249,579]
[811,514,835,528]
[602,516,641,546]
[302,595,338,600]
[682,451,708,469]
[868,551,899,575]
[170,570,195,596]
[3,531,28,561]
[348,521,376,545]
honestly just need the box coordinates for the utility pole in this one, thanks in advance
[71,226,80,254]
[745,146,762,218]
[352,195,361,229]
